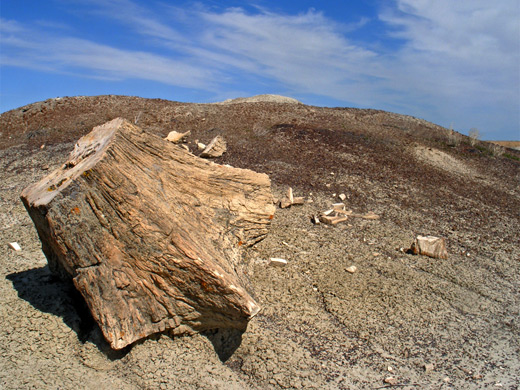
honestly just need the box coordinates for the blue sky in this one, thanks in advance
[1,0,519,140]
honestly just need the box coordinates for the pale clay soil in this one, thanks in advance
[1,96,519,389]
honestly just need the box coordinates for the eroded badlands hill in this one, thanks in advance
[1,95,519,389]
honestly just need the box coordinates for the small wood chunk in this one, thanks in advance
[287,187,294,204]
[362,211,380,220]
[165,130,190,143]
[201,135,227,158]
[279,187,304,208]
[8,242,21,251]
[279,199,293,209]
[269,258,287,267]
[384,377,398,385]
[332,203,345,211]
[292,197,305,205]
[320,215,348,225]
[411,236,448,259]
[350,212,379,220]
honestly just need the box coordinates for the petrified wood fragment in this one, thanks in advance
[21,118,275,349]
[200,135,227,158]
[410,235,448,259]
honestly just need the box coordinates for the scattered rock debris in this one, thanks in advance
[313,202,380,225]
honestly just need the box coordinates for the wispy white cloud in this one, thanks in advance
[1,1,518,137]
[377,0,519,134]
[196,8,381,100]
[73,0,185,43]
[0,17,216,88]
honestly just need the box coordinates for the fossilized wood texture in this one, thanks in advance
[411,235,448,259]
[21,118,275,349]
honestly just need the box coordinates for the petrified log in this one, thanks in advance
[410,235,448,259]
[21,118,275,349]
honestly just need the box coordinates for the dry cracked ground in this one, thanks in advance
[1,95,519,389]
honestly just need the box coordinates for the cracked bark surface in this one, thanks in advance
[20,118,275,349]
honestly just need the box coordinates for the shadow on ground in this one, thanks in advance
[6,265,129,360]
[7,265,245,362]
[203,328,245,362]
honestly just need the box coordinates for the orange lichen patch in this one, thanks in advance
[47,184,57,192]
[82,170,91,177]
[70,207,80,215]
[238,241,243,246]
[268,215,274,220]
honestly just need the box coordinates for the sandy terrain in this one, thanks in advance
[1,96,519,389]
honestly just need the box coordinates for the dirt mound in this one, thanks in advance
[489,140,520,151]
[1,95,519,389]
[216,94,302,104]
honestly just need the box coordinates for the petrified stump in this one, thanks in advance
[21,118,275,349]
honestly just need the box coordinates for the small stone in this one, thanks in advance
[8,242,21,251]
[387,366,394,372]
[346,265,357,274]
[423,363,434,373]
[269,258,287,267]
[197,142,206,150]
[339,193,346,201]
[384,377,397,385]
[40,144,45,149]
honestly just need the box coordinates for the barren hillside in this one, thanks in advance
[1,95,519,389]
